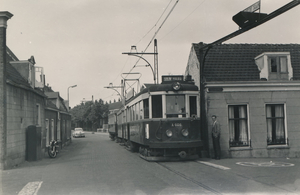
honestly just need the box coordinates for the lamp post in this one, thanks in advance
[122,39,158,84]
[67,85,77,106]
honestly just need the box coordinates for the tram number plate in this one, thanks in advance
[172,123,182,127]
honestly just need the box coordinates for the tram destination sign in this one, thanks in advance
[162,75,184,83]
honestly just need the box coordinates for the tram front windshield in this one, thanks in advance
[166,95,186,118]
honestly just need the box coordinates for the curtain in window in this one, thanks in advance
[228,106,235,142]
[275,105,284,140]
[280,57,287,73]
[239,106,248,144]
[266,106,272,142]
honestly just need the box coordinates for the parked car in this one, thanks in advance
[73,128,85,138]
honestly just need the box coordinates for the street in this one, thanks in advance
[1,132,300,195]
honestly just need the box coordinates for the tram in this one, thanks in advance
[108,111,117,141]
[115,75,202,161]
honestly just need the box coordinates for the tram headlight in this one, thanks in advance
[172,82,181,91]
[166,129,173,137]
[181,129,189,137]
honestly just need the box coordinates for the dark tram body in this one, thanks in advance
[108,111,117,141]
[114,75,202,161]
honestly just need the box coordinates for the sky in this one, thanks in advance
[2,0,300,107]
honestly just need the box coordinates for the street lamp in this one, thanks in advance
[67,85,77,104]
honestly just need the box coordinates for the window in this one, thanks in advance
[269,56,288,80]
[166,95,186,118]
[143,99,149,119]
[228,105,249,147]
[132,105,135,121]
[57,118,61,140]
[152,95,162,118]
[255,52,292,81]
[139,101,143,119]
[189,96,197,117]
[135,102,139,120]
[266,104,286,145]
[45,119,49,144]
[51,119,55,141]
[36,104,41,126]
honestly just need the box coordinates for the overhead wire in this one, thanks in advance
[128,0,180,75]
[134,0,173,46]
[122,0,180,96]
[159,0,207,40]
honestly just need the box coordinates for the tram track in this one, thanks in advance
[156,162,222,195]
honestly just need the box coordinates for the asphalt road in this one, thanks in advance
[1,132,300,195]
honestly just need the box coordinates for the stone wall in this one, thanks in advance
[6,84,45,168]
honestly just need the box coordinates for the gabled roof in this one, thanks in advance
[193,43,300,82]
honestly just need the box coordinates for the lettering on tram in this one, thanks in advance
[107,75,203,161]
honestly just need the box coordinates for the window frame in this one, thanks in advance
[36,103,41,126]
[165,94,186,118]
[265,103,288,146]
[228,104,251,148]
[268,56,288,80]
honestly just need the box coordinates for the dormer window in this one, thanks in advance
[255,52,293,81]
[269,56,288,80]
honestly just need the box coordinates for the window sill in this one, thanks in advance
[267,145,289,149]
[229,146,252,151]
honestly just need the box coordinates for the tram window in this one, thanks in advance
[131,106,134,121]
[166,95,186,118]
[139,101,143,119]
[189,96,197,117]
[132,105,135,121]
[136,103,139,120]
[143,99,149,119]
[127,109,130,122]
[152,95,162,118]
[128,107,132,121]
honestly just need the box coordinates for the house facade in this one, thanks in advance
[186,43,300,158]
[0,11,72,169]
[44,88,72,147]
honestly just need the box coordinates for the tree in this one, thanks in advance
[70,99,109,131]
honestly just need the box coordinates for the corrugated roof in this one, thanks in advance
[193,43,300,82]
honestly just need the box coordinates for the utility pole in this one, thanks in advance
[199,0,300,157]
[122,39,159,84]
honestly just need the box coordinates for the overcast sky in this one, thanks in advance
[2,0,300,107]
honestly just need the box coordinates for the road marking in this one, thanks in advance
[236,161,295,167]
[197,161,231,170]
[18,181,43,195]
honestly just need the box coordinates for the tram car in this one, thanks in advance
[108,111,118,141]
[116,75,202,161]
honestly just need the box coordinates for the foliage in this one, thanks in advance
[70,99,109,131]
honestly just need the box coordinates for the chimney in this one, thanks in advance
[0,11,13,170]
